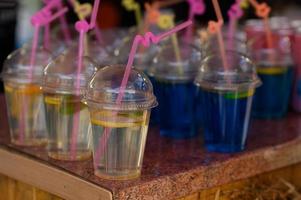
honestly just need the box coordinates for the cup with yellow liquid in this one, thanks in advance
[84,65,157,180]
[2,45,52,146]
[42,49,98,161]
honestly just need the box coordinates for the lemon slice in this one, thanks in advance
[91,119,142,128]
[44,96,62,105]
[91,111,144,128]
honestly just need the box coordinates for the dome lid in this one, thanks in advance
[2,45,53,84]
[195,51,261,91]
[84,65,157,111]
[42,48,98,95]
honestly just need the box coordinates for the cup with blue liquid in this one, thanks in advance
[151,42,202,139]
[252,49,294,118]
[194,51,261,153]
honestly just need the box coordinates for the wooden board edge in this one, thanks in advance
[0,148,112,200]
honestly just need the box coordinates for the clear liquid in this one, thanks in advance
[4,82,47,146]
[44,93,92,161]
[91,110,150,180]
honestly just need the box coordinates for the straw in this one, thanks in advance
[158,14,184,75]
[29,6,68,77]
[122,0,142,29]
[208,0,228,70]
[70,20,90,160]
[89,0,101,29]
[93,20,193,169]
[248,0,273,48]
[227,0,244,51]
[43,0,72,44]
[69,0,102,159]
[185,0,206,42]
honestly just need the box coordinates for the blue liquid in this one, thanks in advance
[155,79,197,139]
[196,88,254,153]
[252,67,293,119]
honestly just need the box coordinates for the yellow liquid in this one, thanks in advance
[91,110,150,180]
[44,93,92,161]
[4,82,47,146]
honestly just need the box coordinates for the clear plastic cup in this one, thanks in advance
[194,51,261,153]
[42,49,98,161]
[2,45,52,146]
[84,65,157,180]
[252,49,294,118]
[150,42,202,139]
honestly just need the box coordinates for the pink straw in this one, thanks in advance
[89,0,101,29]
[68,0,102,158]
[70,20,90,160]
[227,0,243,50]
[30,6,68,79]
[44,24,50,50]
[185,0,205,42]
[93,20,193,169]
[44,0,72,44]
[208,0,228,70]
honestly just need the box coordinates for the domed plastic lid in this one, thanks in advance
[195,51,261,91]
[150,41,202,81]
[84,65,158,111]
[42,48,98,95]
[2,45,53,84]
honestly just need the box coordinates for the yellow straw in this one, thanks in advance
[158,14,183,75]
[122,0,142,30]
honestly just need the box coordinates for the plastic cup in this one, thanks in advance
[42,49,98,161]
[2,45,52,146]
[84,65,157,180]
[252,49,294,118]
[150,42,202,139]
[194,51,261,153]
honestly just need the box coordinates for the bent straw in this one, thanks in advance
[208,0,228,70]
[248,0,273,48]
[227,0,243,51]
[93,20,193,169]
[43,0,72,44]
[70,20,90,160]
[157,14,184,75]
[69,0,102,158]
[30,5,68,78]
[185,0,206,42]
[122,0,142,30]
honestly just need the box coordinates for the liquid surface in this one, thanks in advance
[154,79,197,139]
[44,93,92,161]
[4,82,47,146]
[196,88,254,153]
[91,110,149,180]
[252,66,293,119]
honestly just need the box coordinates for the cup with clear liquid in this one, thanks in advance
[84,65,157,180]
[42,49,98,161]
[2,45,52,146]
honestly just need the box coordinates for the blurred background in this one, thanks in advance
[0,0,301,92]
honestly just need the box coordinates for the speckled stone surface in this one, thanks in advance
[1,95,301,200]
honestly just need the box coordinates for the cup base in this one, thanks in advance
[11,138,48,147]
[205,144,244,153]
[160,129,197,139]
[94,169,141,181]
[48,150,92,161]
